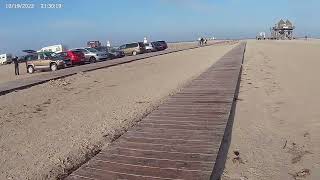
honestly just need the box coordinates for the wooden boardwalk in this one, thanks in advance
[66,42,246,180]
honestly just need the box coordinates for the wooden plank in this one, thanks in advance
[66,42,246,180]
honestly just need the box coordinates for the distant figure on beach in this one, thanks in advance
[107,41,111,47]
[12,56,19,75]
[305,36,308,40]
[143,37,148,44]
[204,38,208,45]
[199,37,204,46]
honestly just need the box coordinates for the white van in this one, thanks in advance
[38,44,67,53]
[0,53,13,64]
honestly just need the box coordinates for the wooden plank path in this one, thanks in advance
[66,42,246,180]
[0,41,232,96]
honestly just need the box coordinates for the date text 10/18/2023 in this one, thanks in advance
[5,3,63,9]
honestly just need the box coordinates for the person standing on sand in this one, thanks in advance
[12,56,19,75]
[199,37,204,46]
[201,37,204,46]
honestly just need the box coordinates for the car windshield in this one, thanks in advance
[85,48,98,53]
[138,42,145,47]
[52,53,65,60]
[43,52,56,58]
[95,47,107,52]
[152,42,160,46]
[110,48,118,52]
[58,52,68,57]
[72,50,83,55]
[25,54,37,61]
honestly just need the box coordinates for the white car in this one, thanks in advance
[144,43,156,52]
[38,44,67,53]
[0,53,13,64]
[72,48,109,63]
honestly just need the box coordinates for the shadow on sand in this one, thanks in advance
[210,66,242,180]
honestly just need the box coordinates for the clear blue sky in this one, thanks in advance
[0,0,319,55]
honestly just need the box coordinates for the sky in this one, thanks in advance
[0,0,319,55]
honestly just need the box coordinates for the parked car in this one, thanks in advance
[119,42,146,56]
[87,41,101,48]
[38,44,67,53]
[71,48,109,63]
[66,50,85,65]
[0,53,13,64]
[155,40,168,49]
[152,42,167,51]
[95,46,125,59]
[144,43,156,52]
[55,52,72,67]
[23,50,66,74]
[108,47,125,59]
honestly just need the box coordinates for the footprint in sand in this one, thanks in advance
[289,169,311,180]
[43,99,51,106]
[286,142,313,164]
[303,132,310,139]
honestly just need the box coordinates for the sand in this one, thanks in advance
[0,42,205,84]
[0,42,236,179]
[222,40,320,180]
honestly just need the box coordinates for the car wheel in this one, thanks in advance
[50,63,58,71]
[27,66,34,74]
[89,57,96,63]
[132,51,137,56]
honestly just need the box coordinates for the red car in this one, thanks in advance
[67,50,85,65]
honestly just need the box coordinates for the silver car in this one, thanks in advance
[72,48,109,63]
[144,43,156,52]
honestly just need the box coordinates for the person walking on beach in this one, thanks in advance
[199,37,204,46]
[12,56,19,75]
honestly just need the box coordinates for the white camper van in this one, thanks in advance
[0,53,13,64]
[38,44,67,53]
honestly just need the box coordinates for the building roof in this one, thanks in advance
[275,19,294,29]
[278,19,285,27]
[285,20,293,27]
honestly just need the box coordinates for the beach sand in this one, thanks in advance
[222,40,320,180]
[0,42,206,84]
[0,42,236,179]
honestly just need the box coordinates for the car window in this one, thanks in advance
[127,43,138,48]
[26,55,37,61]
[157,41,167,46]
[39,54,45,59]
[62,52,68,56]
[119,45,126,49]
[55,53,67,59]
[85,48,98,53]
[76,49,87,53]
[100,47,108,52]
[72,51,83,55]
[138,42,145,47]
